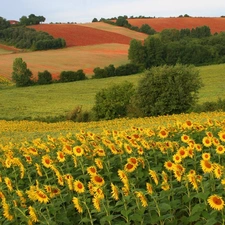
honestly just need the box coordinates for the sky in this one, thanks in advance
[1,0,225,23]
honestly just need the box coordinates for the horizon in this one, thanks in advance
[1,0,225,23]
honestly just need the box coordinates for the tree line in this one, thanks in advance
[128,26,225,68]
[0,15,66,50]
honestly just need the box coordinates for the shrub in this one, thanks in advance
[136,64,203,116]
[92,81,135,120]
[59,70,86,82]
[37,70,52,85]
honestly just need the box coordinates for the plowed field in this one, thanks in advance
[127,17,225,34]
[30,24,133,47]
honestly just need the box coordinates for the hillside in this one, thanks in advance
[29,24,133,47]
[127,17,225,33]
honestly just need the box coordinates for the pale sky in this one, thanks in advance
[1,0,225,23]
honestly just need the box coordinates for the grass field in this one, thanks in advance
[0,48,13,54]
[0,43,129,79]
[0,63,225,121]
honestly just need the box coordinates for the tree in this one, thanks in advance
[92,18,98,22]
[116,16,129,27]
[136,64,203,116]
[128,39,146,66]
[0,17,10,30]
[12,58,33,87]
[38,70,52,85]
[139,24,156,35]
[92,81,135,120]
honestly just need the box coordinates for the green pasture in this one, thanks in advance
[0,63,225,121]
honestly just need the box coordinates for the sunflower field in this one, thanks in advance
[0,111,225,225]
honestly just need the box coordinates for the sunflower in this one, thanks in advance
[118,170,129,184]
[50,187,61,198]
[57,151,65,162]
[187,147,194,158]
[24,155,32,164]
[213,137,220,146]
[95,158,103,169]
[194,144,202,152]
[135,191,148,207]
[208,195,225,211]
[146,182,153,194]
[96,149,106,157]
[41,155,52,168]
[181,134,190,143]
[149,170,159,185]
[4,177,13,192]
[110,183,119,200]
[202,136,212,148]
[173,169,182,182]
[2,199,13,221]
[74,180,85,194]
[28,206,38,222]
[161,171,168,182]
[93,187,104,199]
[178,147,188,158]
[173,153,182,163]
[213,164,223,179]
[35,190,49,204]
[161,181,170,191]
[122,184,130,196]
[91,174,105,187]
[202,153,211,160]
[183,120,193,129]
[200,160,214,173]
[187,174,198,190]
[127,157,138,165]
[124,143,132,154]
[158,129,169,139]
[73,146,84,156]
[92,196,101,212]
[72,197,83,213]
[164,161,174,171]
[216,145,225,155]
[124,162,137,173]
[87,166,97,176]
[218,131,225,142]
[88,182,94,196]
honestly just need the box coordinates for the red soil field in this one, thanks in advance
[0,44,20,52]
[29,24,132,47]
[127,17,225,34]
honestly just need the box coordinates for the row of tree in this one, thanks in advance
[128,26,225,68]
[11,58,87,87]
[92,63,140,79]
[0,15,66,50]
[97,16,157,35]
[0,26,66,50]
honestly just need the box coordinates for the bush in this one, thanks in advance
[193,98,225,112]
[59,70,86,82]
[37,70,52,85]
[136,64,203,116]
[115,63,140,76]
[67,105,93,122]
[92,81,135,120]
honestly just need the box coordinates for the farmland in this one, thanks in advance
[128,17,225,33]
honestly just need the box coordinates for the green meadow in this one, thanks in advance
[0,63,225,121]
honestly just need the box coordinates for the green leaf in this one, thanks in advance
[205,217,218,225]
[100,215,115,225]
[159,203,171,212]
[188,212,201,223]
[80,217,91,223]
[130,213,143,222]
[191,204,205,215]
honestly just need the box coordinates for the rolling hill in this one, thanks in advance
[1,17,225,80]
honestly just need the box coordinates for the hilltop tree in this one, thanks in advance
[12,58,33,87]
[19,14,45,25]
[0,17,10,30]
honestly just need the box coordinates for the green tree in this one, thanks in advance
[144,36,165,68]
[12,58,33,87]
[116,16,129,27]
[136,64,203,116]
[139,24,156,35]
[92,18,98,22]
[0,17,10,30]
[38,70,52,85]
[92,81,135,120]
[128,39,146,66]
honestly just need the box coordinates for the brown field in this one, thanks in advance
[29,24,133,47]
[81,22,148,40]
[127,17,225,33]
[0,44,129,79]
